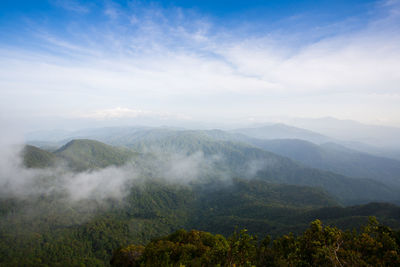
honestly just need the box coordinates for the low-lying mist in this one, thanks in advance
[0,139,248,207]
[1,145,131,202]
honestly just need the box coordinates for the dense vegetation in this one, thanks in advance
[2,131,398,266]
[23,145,57,168]
[23,139,138,172]
[55,139,139,171]
[1,177,400,266]
[111,217,400,266]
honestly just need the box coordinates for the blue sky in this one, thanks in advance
[0,0,378,45]
[1,0,400,131]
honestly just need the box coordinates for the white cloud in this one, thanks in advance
[52,0,90,13]
[1,0,400,127]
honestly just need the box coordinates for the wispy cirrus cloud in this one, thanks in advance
[51,0,91,14]
[1,0,400,129]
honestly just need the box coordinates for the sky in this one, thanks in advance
[1,0,400,131]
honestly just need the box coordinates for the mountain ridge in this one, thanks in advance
[23,136,400,205]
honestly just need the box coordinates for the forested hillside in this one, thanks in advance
[27,126,400,192]
[1,133,398,265]
[247,138,400,187]
[23,145,57,168]
[55,139,139,171]
[1,176,400,266]
[24,136,400,204]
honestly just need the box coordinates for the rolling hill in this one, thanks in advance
[246,138,400,187]
[121,130,400,204]
[22,145,58,168]
[23,139,139,172]
[24,130,400,204]
[6,132,400,265]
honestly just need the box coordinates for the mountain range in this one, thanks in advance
[23,133,400,204]
[3,124,399,265]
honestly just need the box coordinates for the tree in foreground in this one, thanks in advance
[111,217,400,266]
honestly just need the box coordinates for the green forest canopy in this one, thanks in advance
[112,217,400,267]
